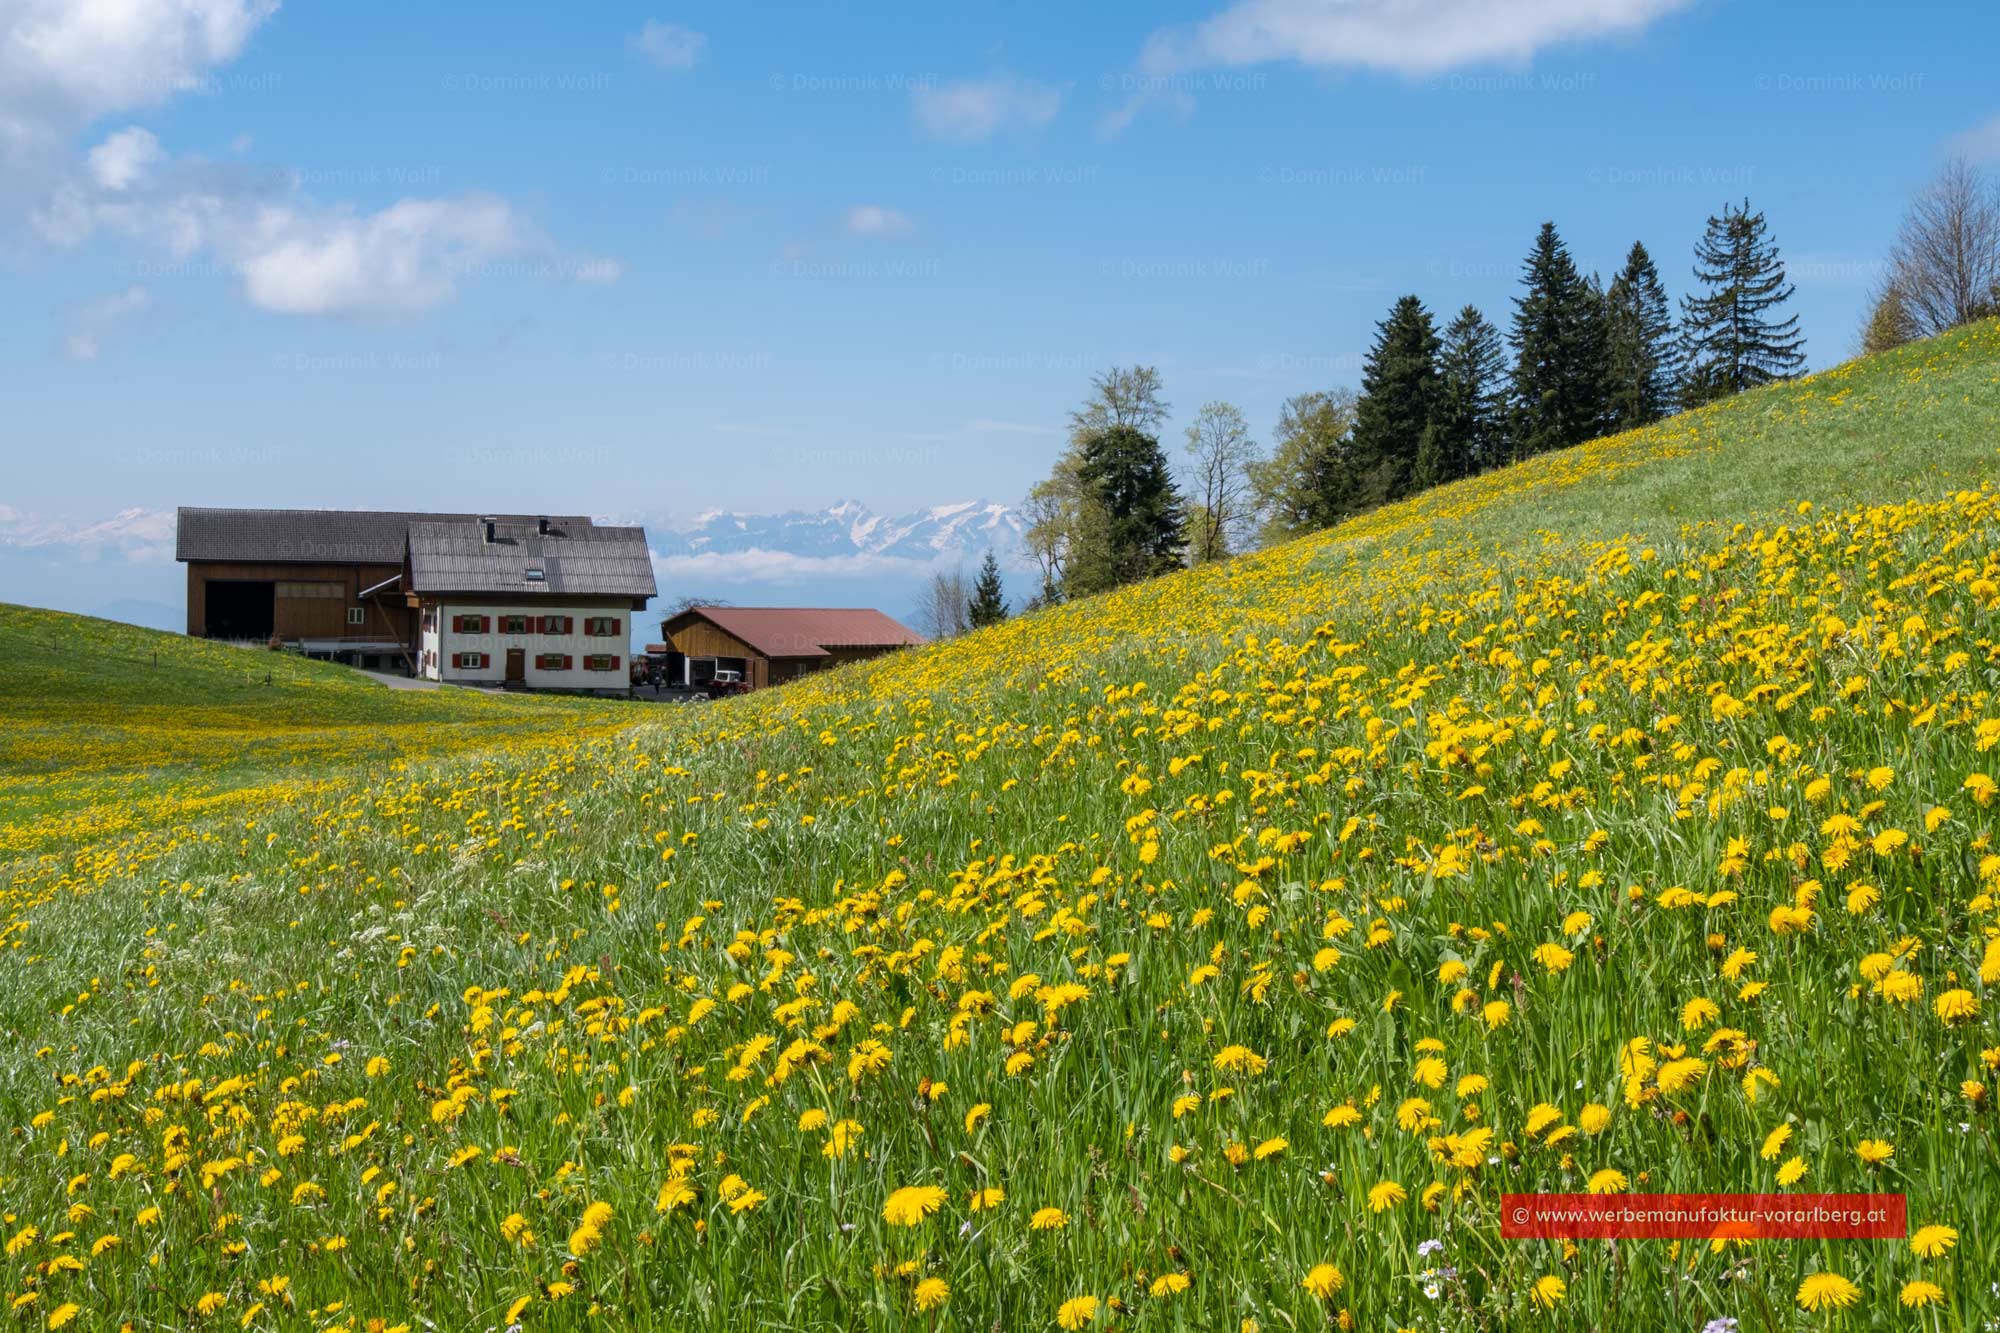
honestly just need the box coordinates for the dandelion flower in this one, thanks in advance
[1056,1295,1099,1329]
[912,1278,949,1312]
[1910,1224,1957,1258]
[1367,1180,1407,1212]
[1031,1207,1068,1230]
[1795,1272,1859,1312]
[883,1185,948,1228]
[1899,1280,1944,1308]
[1530,1274,1566,1309]
[1301,1263,1344,1298]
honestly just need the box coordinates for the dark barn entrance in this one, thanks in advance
[205,580,275,640]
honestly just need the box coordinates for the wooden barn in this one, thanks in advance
[657,605,925,690]
[176,508,653,691]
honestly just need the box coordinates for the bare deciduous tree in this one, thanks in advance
[916,567,971,640]
[1885,158,2000,338]
[1181,401,1260,563]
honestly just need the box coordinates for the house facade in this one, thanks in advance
[409,517,654,694]
[658,605,925,690]
[176,508,653,689]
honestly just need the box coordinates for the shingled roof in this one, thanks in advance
[175,507,591,565]
[664,606,925,659]
[407,518,657,598]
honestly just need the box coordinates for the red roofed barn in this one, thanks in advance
[658,606,925,690]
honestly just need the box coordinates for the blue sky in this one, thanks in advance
[1,0,1996,624]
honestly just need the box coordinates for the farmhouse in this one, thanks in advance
[658,605,925,689]
[410,516,653,693]
[176,508,654,692]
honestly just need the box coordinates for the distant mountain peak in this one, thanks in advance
[639,499,1026,565]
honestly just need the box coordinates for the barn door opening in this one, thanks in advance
[205,580,275,641]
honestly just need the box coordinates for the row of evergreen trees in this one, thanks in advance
[1019,200,1808,607]
[1324,200,1804,525]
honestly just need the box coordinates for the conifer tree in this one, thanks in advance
[1509,221,1609,457]
[1860,281,1919,356]
[1678,199,1806,406]
[1348,294,1441,506]
[967,550,1009,627]
[1603,241,1677,430]
[1073,424,1186,591]
[1430,305,1508,480]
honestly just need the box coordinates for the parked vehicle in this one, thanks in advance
[702,668,748,698]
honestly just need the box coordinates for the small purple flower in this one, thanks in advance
[1417,1238,1446,1258]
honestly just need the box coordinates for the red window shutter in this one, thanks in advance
[480,652,490,668]
[480,615,491,632]
[611,618,622,635]
[611,655,621,669]
[564,655,573,670]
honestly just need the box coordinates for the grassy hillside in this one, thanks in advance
[0,605,632,858]
[3,321,1999,1332]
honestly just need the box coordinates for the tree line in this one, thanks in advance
[1007,198,1807,611]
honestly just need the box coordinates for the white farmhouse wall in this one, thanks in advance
[429,603,631,692]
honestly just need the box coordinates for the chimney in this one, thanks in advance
[482,517,496,544]
[537,515,550,535]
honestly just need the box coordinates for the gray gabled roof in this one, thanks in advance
[175,507,592,565]
[407,518,657,598]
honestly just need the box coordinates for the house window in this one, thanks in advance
[453,614,490,634]
[535,653,573,671]
[452,651,489,670]
[584,654,621,672]
[501,614,531,635]
[585,616,622,637]
[541,615,573,635]
[346,607,365,625]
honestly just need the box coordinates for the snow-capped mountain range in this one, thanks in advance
[646,499,1026,564]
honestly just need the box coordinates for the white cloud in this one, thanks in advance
[86,125,163,189]
[62,284,150,360]
[844,204,914,238]
[6,1,606,321]
[1135,0,1695,78]
[629,20,706,72]
[39,143,545,317]
[0,0,278,168]
[232,193,529,315]
[1948,114,2000,165]
[911,76,1062,143]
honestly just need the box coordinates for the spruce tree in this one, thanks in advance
[967,550,1009,627]
[1075,424,1186,589]
[1678,199,1806,406]
[1603,241,1677,430]
[1432,305,1508,480]
[1348,294,1441,506]
[1861,282,1919,356]
[1509,221,1609,458]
